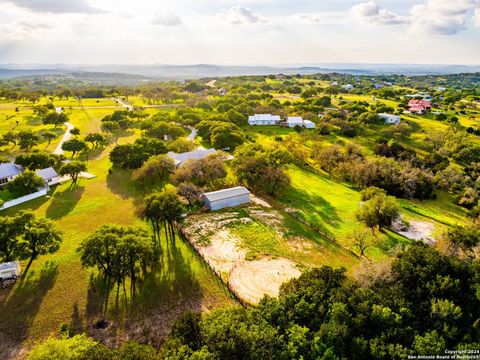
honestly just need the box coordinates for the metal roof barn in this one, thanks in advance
[167,148,216,167]
[202,186,251,211]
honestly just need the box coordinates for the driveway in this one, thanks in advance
[53,122,74,155]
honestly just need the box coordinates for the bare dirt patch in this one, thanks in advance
[251,195,272,208]
[198,230,247,277]
[182,205,305,304]
[392,219,436,244]
[228,258,301,304]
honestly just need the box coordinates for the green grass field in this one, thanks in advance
[275,166,466,259]
[0,103,235,352]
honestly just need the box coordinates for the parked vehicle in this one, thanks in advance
[0,261,21,288]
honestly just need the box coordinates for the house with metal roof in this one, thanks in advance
[0,163,23,187]
[378,113,401,125]
[202,186,251,211]
[285,116,304,128]
[167,148,217,167]
[36,167,61,185]
[248,114,281,126]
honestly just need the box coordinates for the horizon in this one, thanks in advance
[0,0,479,65]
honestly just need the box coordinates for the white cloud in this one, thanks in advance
[475,8,480,25]
[351,1,408,25]
[409,0,480,35]
[151,11,182,26]
[220,5,265,25]
[1,20,52,40]
[0,0,105,14]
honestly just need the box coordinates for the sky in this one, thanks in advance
[0,0,479,65]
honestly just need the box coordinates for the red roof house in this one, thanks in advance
[408,100,431,114]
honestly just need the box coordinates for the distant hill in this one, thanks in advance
[1,63,479,81]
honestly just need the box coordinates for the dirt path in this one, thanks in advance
[111,97,133,111]
[53,122,74,155]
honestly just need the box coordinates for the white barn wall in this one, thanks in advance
[206,193,251,211]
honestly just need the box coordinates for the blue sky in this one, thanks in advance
[0,0,478,65]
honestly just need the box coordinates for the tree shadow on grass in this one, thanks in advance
[83,233,207,343]
[134,234,203,315]
[280,185,341,238]
[377,229,412,254]
[0,261,58,345]
[45,185,85,220]
[106,168,144,205]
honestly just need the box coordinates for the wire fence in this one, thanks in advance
[175,223,249,307]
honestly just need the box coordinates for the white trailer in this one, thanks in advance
[0,261,21,281]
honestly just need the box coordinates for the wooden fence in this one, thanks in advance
[175,224,248,307]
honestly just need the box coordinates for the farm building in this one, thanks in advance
[303,120,316,129]
[285,117,304,128]
[248,114,281,126]
[343,84,354,91]
[202,186,251,211]
[378,113,401,125]
[0,261,21,281]
[0,163,23,187]
[36,167,61,185]
[167,148,216,167]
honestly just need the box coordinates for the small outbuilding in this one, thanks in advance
[303,120,316,129]
[36,167,61,185]
[285,116,303,128]
[202,186,251,211]
[378,113,401,125]
[0,261,21,281]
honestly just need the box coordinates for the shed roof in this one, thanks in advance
[378,113,400,119]
[0,163,22,179]
[203,186,250,202]
[0,261,19,271]
[287,116,303,124]
[36,167,59,180]
[248,114,281,121]
[303,120,315,125]
[167,148,216,166]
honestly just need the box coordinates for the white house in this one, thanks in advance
[378,113,401,125]
[303,120,316,129]
[202,186,251,211]
[248,114,281,126]
[286,117,304,128]
[36,167,61,186]
[343,84,354,91]
[0,261,21,281]
[167,148,217,167]
[0,163,22,187]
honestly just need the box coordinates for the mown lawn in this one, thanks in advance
[0,111,235,354]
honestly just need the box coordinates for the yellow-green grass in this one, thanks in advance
[0,146,235,350]
[337,94,399,109]
[51,98,120,108]
[228,207,359,270]
[276,166,466,259]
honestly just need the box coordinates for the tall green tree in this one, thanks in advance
[59,161,87,186]
[356,187,400,232]
[61,139,87,158]
[19,217,62,275]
